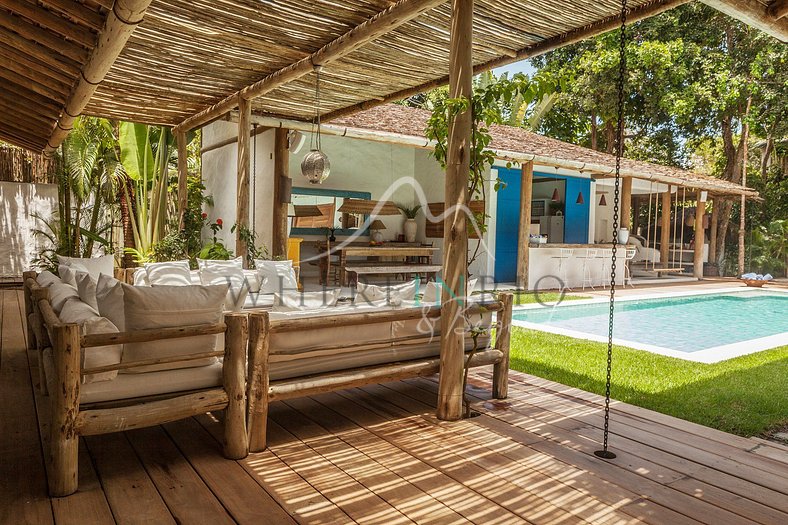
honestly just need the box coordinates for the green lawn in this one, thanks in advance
[508,327,788,437]
[507,291,590,305]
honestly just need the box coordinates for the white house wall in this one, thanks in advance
[0,182,57,277]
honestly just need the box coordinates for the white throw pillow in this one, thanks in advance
[95,273,126,331]
[120,283,228,373]
[58,264,81,288]
[242,269,261,293]
[132,268,150,286]
[75,271,98,310]
[58,297,122,383]
[422,278,478,303]
[255,260,298,294]
[36,270,60,287]
[58,254,114,280]
[197,256,243,269]
[144,260,192,286]
[200,266,249,312]
[356,279,419,304]
[48,282,80,314]
[275,288,341,309]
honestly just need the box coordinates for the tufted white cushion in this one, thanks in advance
[58,297,122,383]
[120,283,228,373]
[144,260,192,286]
[58,254,114,280]
[255,260,298,294]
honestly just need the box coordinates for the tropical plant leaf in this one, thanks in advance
[119,122,154,181]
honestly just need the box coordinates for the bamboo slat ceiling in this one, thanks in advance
[5,0,779,152]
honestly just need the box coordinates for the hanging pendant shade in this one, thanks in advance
[301,64,330,184]
[576,191,584,204]
[551,188,560,202]
[599,194,607,206]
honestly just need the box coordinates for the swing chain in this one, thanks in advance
[596,0,627,461]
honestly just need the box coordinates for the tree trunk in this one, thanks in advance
[119,177,136,267]
[603,120,615,154]
[84,185,103,257]
[590,112,598,150]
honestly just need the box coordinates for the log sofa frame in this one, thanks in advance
[22,272,249,497]
[245,293,513,452]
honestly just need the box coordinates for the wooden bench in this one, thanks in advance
[245,294,513,452]
[345,263,442,286]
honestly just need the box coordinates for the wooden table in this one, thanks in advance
[316,242,438,285]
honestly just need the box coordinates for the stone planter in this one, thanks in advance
[403,218,417,243]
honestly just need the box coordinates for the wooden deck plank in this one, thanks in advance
[194,413,355,525]
[163,417,297,525]
[125,425,236,525]
[83,433,176,525]
[328,388,588,524]
[284,395,512,525]
[0,290,54,525]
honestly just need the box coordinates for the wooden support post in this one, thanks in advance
[223,313,248,460]
[22,271,36,349]
[632,197,641,235]
[660,189,671,265]
[492,293,513,399]
[437,0,473,422]
[176,130,189,230]
[236,98,251,262]
[694,193,707,280]
[247,312,270,452]
[272,128,290,258]
[621,177,633,232]
[31,287,51,395]
[49,323,81,497]
[516,162,533,289]
[709,197,718,264]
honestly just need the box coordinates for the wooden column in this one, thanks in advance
[223,313,249,459]
[693,193,707,279]
[516,161,534,289]
[632,197,641,235]
[246,312,270,452]
[272,128,290,258]
[709,197,719,264]
[437,0,473,422]
[176,130,189,230]
[660,189,671,265]
[49,324,81,497]
[621,177,633,231]
[236,98,251,261]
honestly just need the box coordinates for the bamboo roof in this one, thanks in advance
[2,0,692,152]
[329,104,758,197]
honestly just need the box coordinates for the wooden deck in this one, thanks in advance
[2,288,786,524]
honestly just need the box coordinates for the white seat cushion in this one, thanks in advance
[274,288,340,309]
[120,283,227,373]
[58,297,122,383]
[58,254,114,280]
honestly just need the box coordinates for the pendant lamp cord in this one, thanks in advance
[596,0,627,461]
[252,123,257,237]
[309,65,323,151]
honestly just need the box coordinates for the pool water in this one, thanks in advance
[514,291,788,353]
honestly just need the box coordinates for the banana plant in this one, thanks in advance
[119,122,172,261]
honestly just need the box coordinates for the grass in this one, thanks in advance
[509,291,590,305]
[508,327,788,437]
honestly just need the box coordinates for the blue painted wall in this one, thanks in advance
[494,168,591,283]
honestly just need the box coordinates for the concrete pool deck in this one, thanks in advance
[510,280,788,364]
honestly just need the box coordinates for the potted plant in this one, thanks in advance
[397,204,421,243]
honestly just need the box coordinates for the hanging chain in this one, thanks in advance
[596,0,627,460]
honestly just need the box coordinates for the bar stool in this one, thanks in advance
[577,248,598,290]
[551,248,574,291]
[597,248,613,289]
[624,247,638,288]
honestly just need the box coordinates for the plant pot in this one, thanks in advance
[617,228,629,244]
[403,218,417,243]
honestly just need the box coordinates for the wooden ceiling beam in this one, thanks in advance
[0,9,88,62]
[0,0,97,47]
[173,0,447,133]
[700,0,788,41]
[0,25,80,76]
[45,0,153,154]
[37,0,105,31]
[323,0,692,121]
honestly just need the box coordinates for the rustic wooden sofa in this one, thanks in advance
[245,293,513,451]
[22,271,249,497]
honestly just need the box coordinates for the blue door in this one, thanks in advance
[494,168,591,283]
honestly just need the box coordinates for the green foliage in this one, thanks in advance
[508,328,788,437]
[197,219,233,261]
[750,219,788,276]
[230,223,276,268]
[397,204,422,219]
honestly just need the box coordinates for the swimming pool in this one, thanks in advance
[512,290,788,362]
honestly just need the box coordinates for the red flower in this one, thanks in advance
[216,218,223,226]
[201,212,208,219]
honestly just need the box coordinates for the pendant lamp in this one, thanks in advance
[551,188,560,202]
[301,64,330,184]
[576,191,584,204]
[599,194,607,206]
